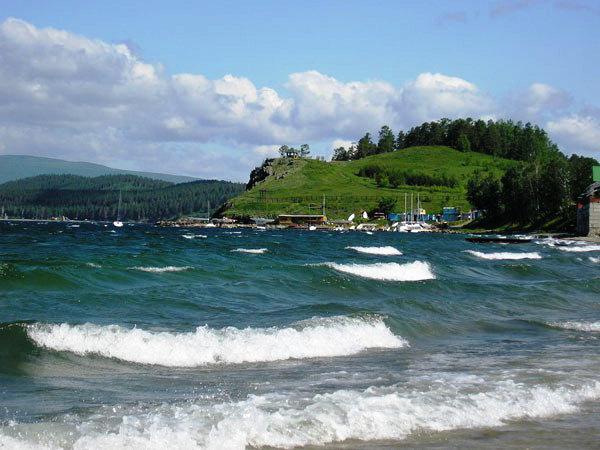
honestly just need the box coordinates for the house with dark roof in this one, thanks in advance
[577,181,600,236]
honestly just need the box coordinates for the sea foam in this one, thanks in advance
[128,266,192,273]
[5,379,599,449]
[464,250,542,260]
[346,246,402,256]
[549,321,600,332]
[556,244,600,253]
[232,248,268,254]
[182,234,207,239]
[324,261,434,281]
[25,316,406,367]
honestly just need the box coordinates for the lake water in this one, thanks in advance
[1,222,599,449]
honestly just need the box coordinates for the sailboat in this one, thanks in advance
[113,191,123,227]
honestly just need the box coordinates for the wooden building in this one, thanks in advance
[277,214,327,226]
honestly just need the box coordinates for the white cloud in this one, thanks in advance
[547,115,600,153]
[0,17,595,179]
[331,139,354,150]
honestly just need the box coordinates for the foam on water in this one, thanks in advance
[232,248,268,254]
[590,256,599,263]
[25,316,406,367]
[128,266,192,273]
[346,246,402,256]
[3,379,599,449]
[556,244,600,253]
[549,321,600,332]
[324,261,434,281]
[182,234,207,239]
[464,250,542,260]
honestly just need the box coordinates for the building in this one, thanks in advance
[442,207,460,222]
[277,214,327,226]
[577,182,600,236]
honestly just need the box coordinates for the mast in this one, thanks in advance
[404,193,407,222]
[410,193,413,223]
[117,190,122,220]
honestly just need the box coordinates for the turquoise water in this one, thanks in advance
[1,222,600,449]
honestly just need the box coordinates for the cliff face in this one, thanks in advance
[246,158,275,190]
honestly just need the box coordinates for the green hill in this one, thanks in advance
[0,174,245,221]
[221,146,518,219]
[0,155,199,184]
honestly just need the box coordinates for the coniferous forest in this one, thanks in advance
[0,174,245,221]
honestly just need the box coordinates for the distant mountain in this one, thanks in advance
[0,155,198,184]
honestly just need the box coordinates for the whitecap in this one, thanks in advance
[346,246,402,256]
[6,378,599,449]
[549,321,600,332]
[232,248,268,254]
[590,257,599,263]
[129,266,192,273]
[556,244,600,253]
[182,234,207,239]
[25,316,406,367]
[464,250,542,260]
[85,262,102,269]
[323,261,434,281]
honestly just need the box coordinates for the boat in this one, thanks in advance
[113,191,123,227]
[465,236,532,244]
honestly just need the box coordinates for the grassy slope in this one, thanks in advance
[225,146,517,219]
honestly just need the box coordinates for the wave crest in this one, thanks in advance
[25,316,406,367]
[346,246,402,256]
[549,321,600,332]
[5,379,599,449]
[464,250,542,260]
[324,261,434,281]
[128,266,192,273]
[232,248,268,254]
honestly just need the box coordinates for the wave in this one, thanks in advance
[4,379,599,449]
[464,250,542,260]
[128,266,192,273]
[557,244,600,253]
[24,316,406,367]
[590,257,600,263]
[346,246,402,256]
[323,261,434,281]
[85,262,102,268]
[548,321,600,332]
[232,248,268,254]
[182,234,207,239]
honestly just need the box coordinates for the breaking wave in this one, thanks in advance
[182,234,207,239]
[549,321,600,332]
[590,256,599,263]
[323,261,434,281]
[232,248,268,254]
[3,379,599,449]
[128,266,192,273]
[346,246,402,256]
[464,250,542,260]
[24,316,406,367]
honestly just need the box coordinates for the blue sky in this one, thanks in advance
[0,0,598,179]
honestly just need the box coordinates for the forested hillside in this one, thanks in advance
[0,174,244,221]
[0,155,198,184]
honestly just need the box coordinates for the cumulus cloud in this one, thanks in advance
[0,17,595,179]
[547,115,600,153]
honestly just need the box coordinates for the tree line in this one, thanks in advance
[0,174,245,221]
[330,118,598,227]
[357,164,458,188]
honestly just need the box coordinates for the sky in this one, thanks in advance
[0,0,598,181]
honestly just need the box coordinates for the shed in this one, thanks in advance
[577,182,600,236]
[277,214,327,226]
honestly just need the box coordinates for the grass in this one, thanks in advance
[224,146,518,219]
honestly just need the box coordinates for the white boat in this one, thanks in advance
[113,191,123,227]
